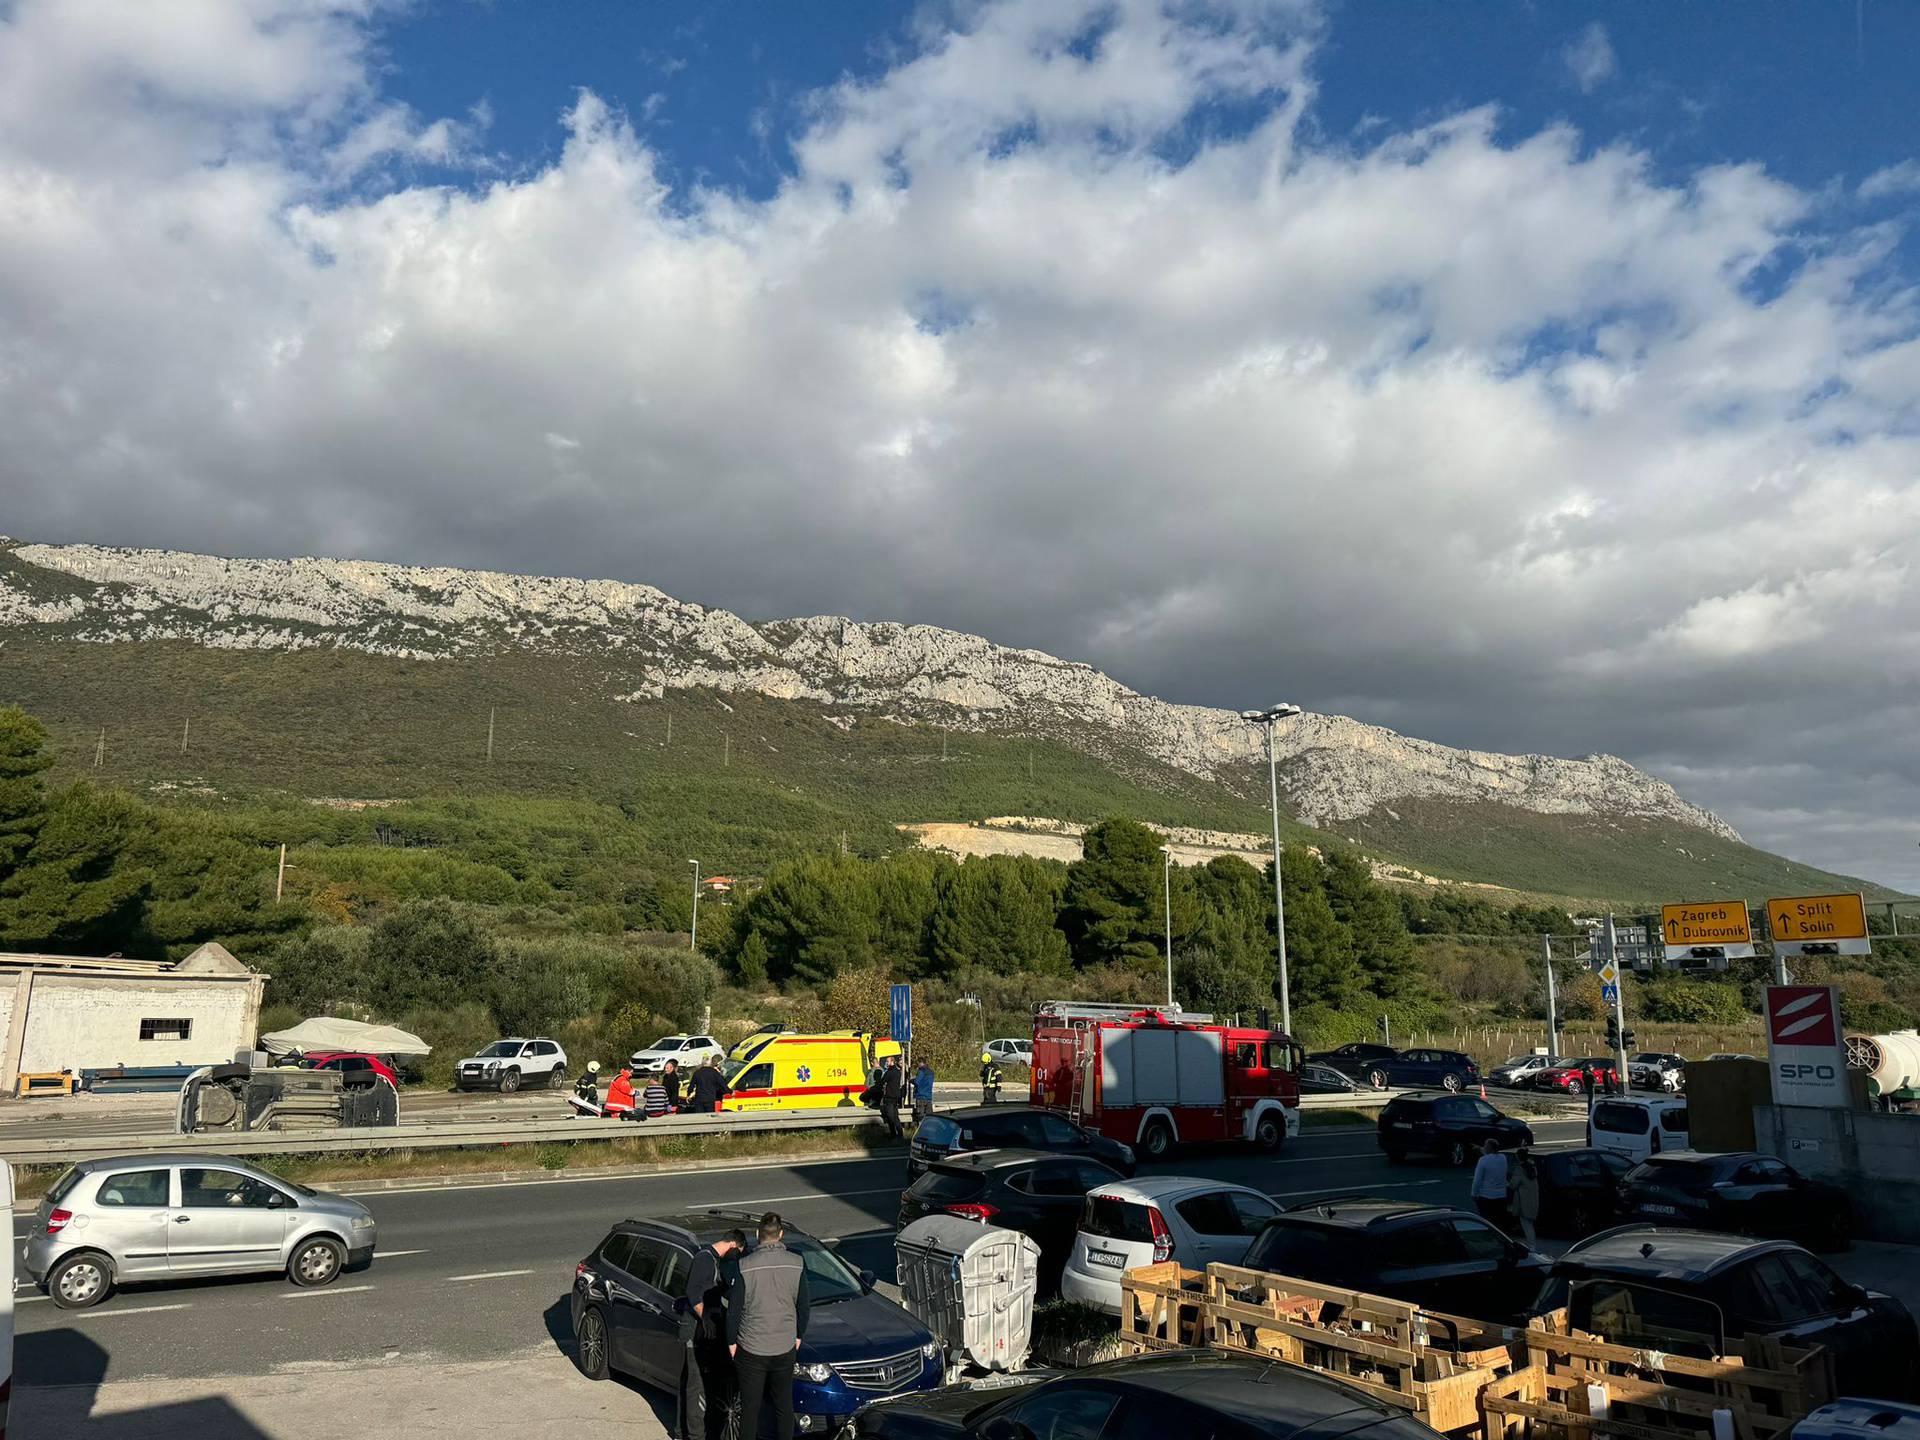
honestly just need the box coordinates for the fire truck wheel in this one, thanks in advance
[1140,1121,1174,1161]
[1253,1112,1284,1152]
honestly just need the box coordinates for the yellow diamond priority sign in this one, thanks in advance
[1660,900,1755,961]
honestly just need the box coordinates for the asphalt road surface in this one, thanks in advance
[12,1117,1592,1391]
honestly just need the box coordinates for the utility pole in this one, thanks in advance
[941,734,948,763]
[688,859,701,952]
[665,714,673,747]
[1028,750,1034,783]
[1161,847,1175,1009]
[275,844,287,903]
[181,718,190,755]
[486,707,495,763]
[93,728,105,769]
[1241,703,1302,1035]
[723,733,730,767]
[1542,933,1559,1056]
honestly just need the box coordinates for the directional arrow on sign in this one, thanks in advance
[1666,918,1679,937]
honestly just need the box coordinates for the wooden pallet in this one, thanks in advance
[1119,1262,1211,1353]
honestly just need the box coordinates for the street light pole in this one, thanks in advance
[1161,846,1174,1010]
[688,859,701,953]
[1242,703,1303,1035]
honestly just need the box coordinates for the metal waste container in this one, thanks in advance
[1794,1403,1920,1440]
[895,1215,1040,1374]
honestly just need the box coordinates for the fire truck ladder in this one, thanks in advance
[1032,1001,1215,1026]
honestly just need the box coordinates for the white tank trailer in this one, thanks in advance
[1844,1030,1920,1111]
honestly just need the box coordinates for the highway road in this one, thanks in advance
[11,1117,1592,1390]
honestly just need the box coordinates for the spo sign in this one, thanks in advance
[1660,900,1756,962]
[1768,893,1871,958]
[1765,985,1849,1109]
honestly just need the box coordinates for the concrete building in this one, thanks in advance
[0,944,267,1091]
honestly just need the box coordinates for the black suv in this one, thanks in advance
[908,1106,1135,1180]
[898,1149,1124,1294]
[1377,1093,1532,1165]
[1305,1043,1398,1082]
[856,1347,1456,1440]
[1364,1049,1480,1092]
[1619,1151,1853,1251]
[1239,1196,1548,1323]
[1533,1228,1917,1402]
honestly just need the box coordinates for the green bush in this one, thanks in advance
[1639,976,1747,1025]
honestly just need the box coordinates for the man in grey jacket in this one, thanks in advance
[727,1212,811,1440]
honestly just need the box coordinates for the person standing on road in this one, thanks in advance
[690,1054,726,1113]
[912,1060,935,1122]
[662,1058,683,1112]
[728,1212,811,1440]
[879,1054,906,1140]
[1469,1139,1509,1227]
[1508,1148,1540,1244]
[678,1228,747,1440]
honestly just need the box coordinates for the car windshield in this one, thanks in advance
[649,1037,687,1050]
[478,1041,522,1058]
[784,1237,864,1304]
[1241,1223,1345,1283]
[1500,1056,1540,1068]
[1629,1053,1666,1064]
[1625,1157,1721,1186]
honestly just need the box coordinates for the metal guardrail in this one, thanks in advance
[0,1107,883,1166]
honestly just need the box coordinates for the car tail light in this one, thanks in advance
[575,1262,595,1283]
[944,1203,999,1222]
[1147,1205,1174,1262]
[45,1209,70,1235]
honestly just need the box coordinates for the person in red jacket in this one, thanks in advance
[605,1065,637,1118]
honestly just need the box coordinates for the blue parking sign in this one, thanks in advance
[890,983,912,1044]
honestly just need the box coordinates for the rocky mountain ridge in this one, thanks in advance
[0,539,1739,840]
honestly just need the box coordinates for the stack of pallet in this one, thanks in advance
[1116,1265,1832,1440]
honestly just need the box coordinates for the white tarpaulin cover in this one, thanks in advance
[260,1016,432,1058]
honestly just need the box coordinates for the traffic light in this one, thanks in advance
[1622,1028,1637,1051]
[1605,1016,1621,1050]
[1376,1015,1389,1037]
[1551,1014,1565,1032]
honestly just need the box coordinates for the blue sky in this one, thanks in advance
[2,0,1918,887]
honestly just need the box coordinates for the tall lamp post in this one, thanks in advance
[1241,702,1303,1034]
[1161,845,1175,1010]
[688,859,701,952]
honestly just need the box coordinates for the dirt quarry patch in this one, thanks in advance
[899,817,1270,867]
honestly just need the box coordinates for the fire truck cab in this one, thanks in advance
[1029,1002,1301,1160]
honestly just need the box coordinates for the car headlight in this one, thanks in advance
[801,1362,834,1384]
[352,1214,376,1229]
[920,1341,939,1360]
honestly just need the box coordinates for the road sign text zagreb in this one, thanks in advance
[1660,900,1752,947]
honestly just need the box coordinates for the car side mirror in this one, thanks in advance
[266,1192,287,1209]
[858,1269,876,1293]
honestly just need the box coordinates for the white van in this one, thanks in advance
[1588,1096,1689,1163]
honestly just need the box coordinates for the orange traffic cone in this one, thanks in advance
[1479,1081,1488,1100]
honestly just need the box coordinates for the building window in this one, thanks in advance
[140,1018,192,1041]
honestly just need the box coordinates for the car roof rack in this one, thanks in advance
[1282,1191,1391,1213]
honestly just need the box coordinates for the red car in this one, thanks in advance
[1530,1057,1618,1092]
[302,1051,400,1086]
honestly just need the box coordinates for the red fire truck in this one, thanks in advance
[1029,1002,1302,1160]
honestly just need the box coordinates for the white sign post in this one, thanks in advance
[1764,985,1850,1109]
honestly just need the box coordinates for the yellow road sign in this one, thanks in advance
[1768,893,1869,943]
[1661,900,1753,950]
[1597,963,1618,985]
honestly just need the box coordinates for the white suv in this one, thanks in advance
[629,1034,725,1074]
[455,1038,568,1093]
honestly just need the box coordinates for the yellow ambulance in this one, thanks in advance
[719,1030,902,1112]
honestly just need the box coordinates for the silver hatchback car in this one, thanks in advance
[22,1152,377,1309]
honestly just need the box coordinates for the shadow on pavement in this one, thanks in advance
[16,1329,275,1439]
[541,1292,678,1429]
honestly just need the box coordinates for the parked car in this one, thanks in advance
[300,1051,399,1087]
[898,1149,1124,1294]
[1627,1051,1686,1092]
[908,1105,1135,1181]
[1362,1049,1480,1093]
[1528,1146,1634,1238]
[630,1034,726,1073]
[1705,1052,1760,1062]
[1376,1093,1533,1166]
[572,1210,942,1429]
[1298,1062,1357,1096]
[454,1037,568,1092]
[1618,1151,1854,1251]
[983,1037,1034,1068]
[1305,1042,1399,1082]
[1532,1228,1917,1401]
[1587,1097,1689,1164]
[854,1348,1456,1440]
[1061,1177,1282,1311]
[23,1153,376,1309]
[1238,1197,1548,1323]
[1529,1057,1619,1093]
[1488,1053,1560,1088]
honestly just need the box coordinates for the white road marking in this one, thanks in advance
[17,1294,48,1304]
[446,1268,534,1282]
[71,1303,193,1318]
[375,1248,430,1258]
[282,1284,375,1298]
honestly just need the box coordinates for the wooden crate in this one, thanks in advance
[1118,1262,1211,1353]
[1201,1264,1524,1433]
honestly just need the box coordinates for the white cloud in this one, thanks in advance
[1562,22,1617,94]
[1,0,1918,887]
[1860,160,1920,201]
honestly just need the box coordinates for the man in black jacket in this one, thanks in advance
[879,1054,905,1140]
[689,1055,726,1113]
[678,1228,746,1440]
[662,1058,684,1111]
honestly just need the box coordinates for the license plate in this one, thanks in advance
[1086,1250,1127,1269]
[1643,1204,1679,1216]
[1393,1121,1412,1129]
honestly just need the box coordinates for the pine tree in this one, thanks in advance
[927,855,1071,977]
[1321,848,1423,1000]
[1060,818,1168,969]
[1276,848,1368,1012]
[0,783,151,951]
[0,706,53,879]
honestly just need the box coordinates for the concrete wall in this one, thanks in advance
[1755,1103,1920,1244]
[16,976,260,1074]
